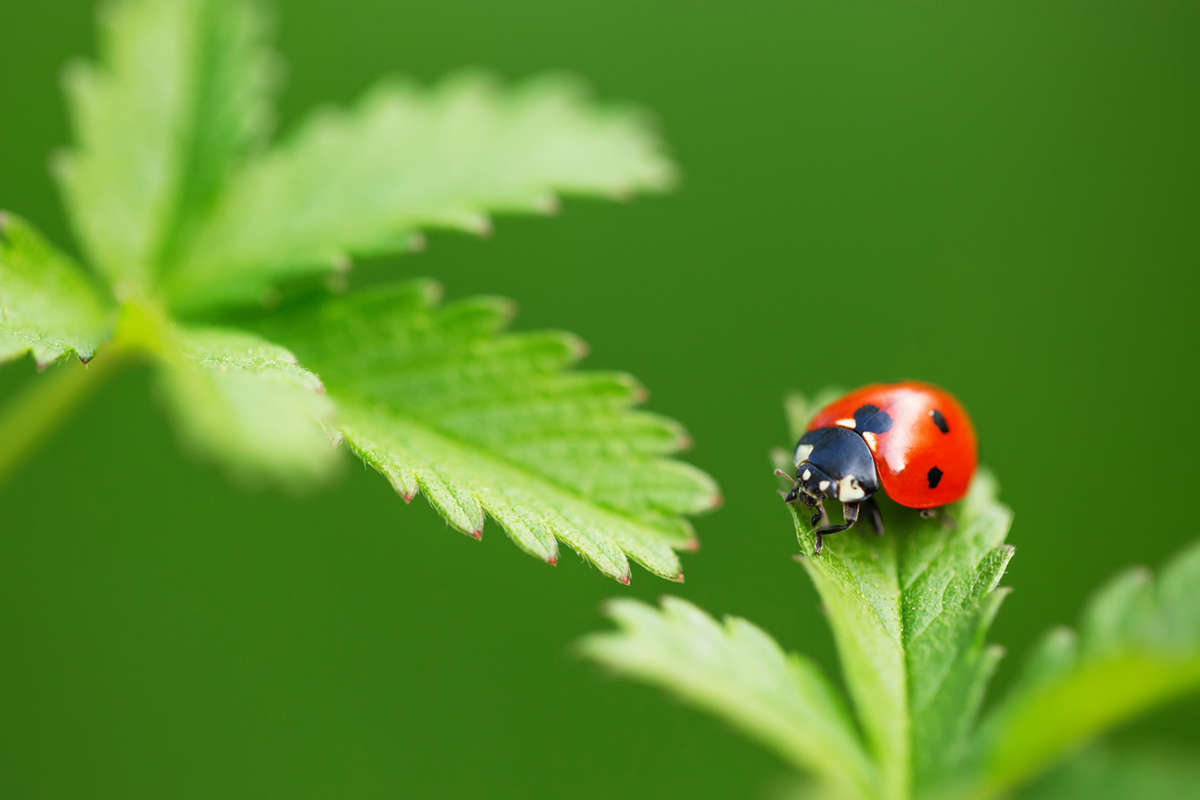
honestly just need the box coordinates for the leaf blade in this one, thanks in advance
[581,596,879,799]
[0,213,112,365]
[971,541,1200,797]
[165,73,676,312]
[57,0,276,289]
[258,280,716,581]
[157,323,340,486]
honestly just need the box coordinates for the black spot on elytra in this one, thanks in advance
[930,409,950,434]
[853,404,894,434]
[927,466,944,489]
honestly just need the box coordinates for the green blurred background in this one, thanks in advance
[2,0,1198,797]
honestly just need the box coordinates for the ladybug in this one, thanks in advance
[780,381,977,553]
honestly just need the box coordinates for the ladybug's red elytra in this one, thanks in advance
[780,382,977,553]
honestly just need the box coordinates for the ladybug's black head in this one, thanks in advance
[785,462,837,505]
[787,426,880,505]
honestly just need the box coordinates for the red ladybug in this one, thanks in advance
[781,382,977,552]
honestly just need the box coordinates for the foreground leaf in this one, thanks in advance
[258,280,717,581]
[581,596,878,799]
[970,541,1200,797]
[781,393,1014,800]
[165,73,676,312]
[1017,745,1200,800]
[157,324,338,485]
[0,213,111,365]
[57,0,276,291]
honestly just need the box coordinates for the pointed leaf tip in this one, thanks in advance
[569,335,590,360]
[497,298,519,322]
[471,215,493,236]
[0,214,111,368]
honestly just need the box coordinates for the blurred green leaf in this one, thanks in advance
[258,280,717,581]
[157,324,338,485]
[971,541,1200,797]
[1016,745,1200,800]
[581,596,877,799]
[4,0,709,581]
[57,0,277,291]
[0,212,112,364]
[164,73,676,312]
[782,394,1014,800]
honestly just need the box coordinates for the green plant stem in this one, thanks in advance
[0,349,127,484]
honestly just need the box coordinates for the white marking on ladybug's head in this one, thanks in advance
[838,475,866,502]
[794,443,814,466]
[818,480,830,492]
[862,431,878,451]
[801,469,812,481]
[835,417,856,429]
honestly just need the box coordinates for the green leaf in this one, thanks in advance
[1017,745,1200,800]
[257,280,717,582]
[157,323,339,485]
[0,212,112,365]
[580,596,878,800]
[970,541,1200,797]
[780,393,1014,800]
[164,73,677,313]
[57,0,277,291]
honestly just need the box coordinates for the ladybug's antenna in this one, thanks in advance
[774,468,798,486]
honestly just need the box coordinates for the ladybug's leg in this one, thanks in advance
[813,502,860,553]
[810,499,828,530]
[862,497,884,536]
